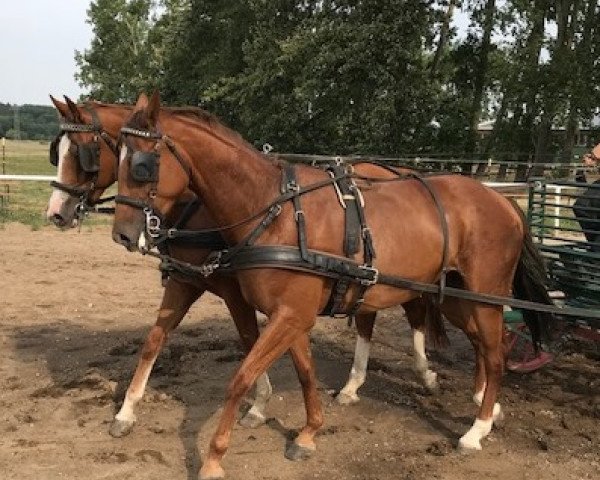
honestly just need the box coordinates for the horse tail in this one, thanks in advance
[424,294,449,348]
[508,198,555,350]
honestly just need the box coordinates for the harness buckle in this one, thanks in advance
[294,209,305,222]
[199,252,222,277]
[358,266,379,286]
[144,207,162,238]
[75,201,89,219]
[287,181,300,193]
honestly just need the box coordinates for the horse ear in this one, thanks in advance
[64,95,83,122]
[50,95,70,118]
[147,90,161,127]
[134,92,149,110]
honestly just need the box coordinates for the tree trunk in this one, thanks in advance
[533,0,580,175]
[463,0,495,174]
[430,0,457,78]
[512,0,546,181]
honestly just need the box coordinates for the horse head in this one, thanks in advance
[46,95,125,228]
[113,91,193,251]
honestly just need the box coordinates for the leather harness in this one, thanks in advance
[115,126,452,320]
[110,125,600,321]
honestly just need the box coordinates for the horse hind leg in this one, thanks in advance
[406,297,439,392]
[200,307,316,480]
[471,346,504,426]
[221,290,273,429]
[110,279,204,438]
[337,312,375,405]
[457,304,505,451]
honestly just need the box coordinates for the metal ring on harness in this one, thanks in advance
[144,207,162,238]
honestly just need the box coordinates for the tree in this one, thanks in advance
[211,0,439,154]
[160,0,253,109]
[75,0,168,102]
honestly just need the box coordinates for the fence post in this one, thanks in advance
[1,137,6,208]
[554,186,562,237]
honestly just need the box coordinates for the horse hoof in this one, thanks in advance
[239,410,266,429]
[109,419,135,438]
[457,436,482,452]
[285,442,315,461]
[336,391,360,405]
[424,371,439,393]
[199,464,225,480]
[493,408,505,427]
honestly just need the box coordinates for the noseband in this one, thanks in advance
[50,105,119,219]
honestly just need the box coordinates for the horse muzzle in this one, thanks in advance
[112,223,143,252]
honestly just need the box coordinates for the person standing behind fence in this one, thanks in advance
[573,143,600,252]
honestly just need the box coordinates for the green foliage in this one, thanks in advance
[74,0,600,161]
[75,0,169,102]
[0,104,59,140]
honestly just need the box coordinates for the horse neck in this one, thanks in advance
[165,115,281,230]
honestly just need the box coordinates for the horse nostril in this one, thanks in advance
[119,233,132,247]
[51,213,66,227]
[112,231,134,249]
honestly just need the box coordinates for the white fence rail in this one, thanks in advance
[0,175,56,181]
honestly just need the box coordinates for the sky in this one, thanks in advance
[0,1,93,106]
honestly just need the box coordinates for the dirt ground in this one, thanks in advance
[0,223,598,480]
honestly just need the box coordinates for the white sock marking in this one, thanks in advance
[413,329,438,390]
[459,417,493,450]
[339,335,370,401]
[246,373,272,420]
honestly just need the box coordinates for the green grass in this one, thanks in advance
[0,139,112,229]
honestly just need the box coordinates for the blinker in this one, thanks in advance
[78,143,101,173]
[49,136,60,166]
[130,151,160,183]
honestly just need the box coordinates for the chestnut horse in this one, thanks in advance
[45,96,274,434]
[112,92,552,479]
[45,96,439,438]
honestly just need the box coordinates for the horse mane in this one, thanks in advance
[164,106,252,149]
[86,100,133,111]
[124,104,287,168]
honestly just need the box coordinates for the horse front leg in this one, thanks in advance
[337,312,375,405]
[199,308,315,480]
[110,278,204,437]
[285,333,324,460]
[220,287,272,429]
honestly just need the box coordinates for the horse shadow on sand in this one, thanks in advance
[11,313,485,480]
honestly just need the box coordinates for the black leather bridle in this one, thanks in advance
[115,125,191,244]
[50,105,119,219]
